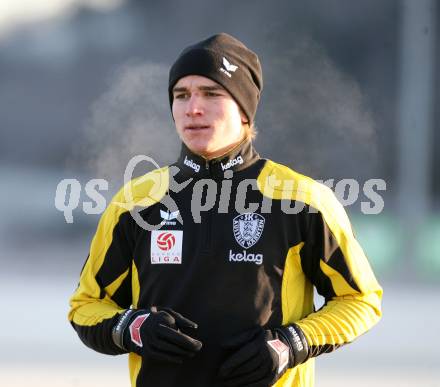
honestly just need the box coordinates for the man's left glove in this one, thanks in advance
[218,325,309,387]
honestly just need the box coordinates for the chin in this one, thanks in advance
[185,140,211,155]
[190,146,211,157]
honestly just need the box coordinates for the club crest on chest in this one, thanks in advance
[233,213,265,249]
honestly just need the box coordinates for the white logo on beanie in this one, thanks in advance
[223,57,238,72]
[220,57,238,78]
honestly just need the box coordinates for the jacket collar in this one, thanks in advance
[176,139,260,178]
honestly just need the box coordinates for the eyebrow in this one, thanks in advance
[172,85,225,93]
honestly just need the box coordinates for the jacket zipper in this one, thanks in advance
[203,160,212,253]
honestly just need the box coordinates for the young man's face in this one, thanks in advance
[172,75,247,159]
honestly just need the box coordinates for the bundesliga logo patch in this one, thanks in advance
[151,230,183,264]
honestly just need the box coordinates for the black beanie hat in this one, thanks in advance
[168,33,263,123]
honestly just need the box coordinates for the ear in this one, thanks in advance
[240,109,249,125]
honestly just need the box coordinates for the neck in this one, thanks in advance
[198,137,248,160]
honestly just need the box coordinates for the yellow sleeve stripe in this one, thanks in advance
[129,353,142,387]
[132,261,140,309]
[69,299,124,326]
[281,242,315,325]
[296,296,381,346]
[319,260,358,296]
[105,268,130,298]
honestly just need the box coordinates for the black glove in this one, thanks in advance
[218,325,309,387]
[112,307,202,364]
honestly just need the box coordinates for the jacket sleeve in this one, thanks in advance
[67,196,134,355]
[294,185,383,358]
[68,167,169,355]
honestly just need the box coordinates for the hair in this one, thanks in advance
[243,122,257,141]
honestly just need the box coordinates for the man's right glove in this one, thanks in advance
[112,307,203,364]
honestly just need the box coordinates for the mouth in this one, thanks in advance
[184,124,211,131]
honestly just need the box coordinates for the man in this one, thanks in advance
[68,33,382,387]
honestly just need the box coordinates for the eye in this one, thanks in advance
[174,92,189,100]
[205,91,221,97]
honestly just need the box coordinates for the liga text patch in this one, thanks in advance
[151,230,183,264]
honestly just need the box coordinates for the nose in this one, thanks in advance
[185,94,203,117]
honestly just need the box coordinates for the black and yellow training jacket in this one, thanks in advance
[68,140,382,387]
